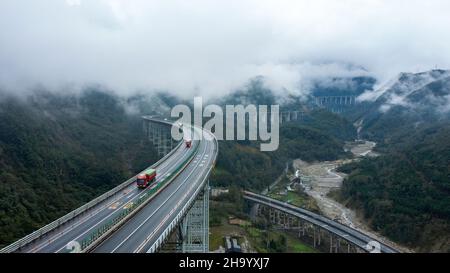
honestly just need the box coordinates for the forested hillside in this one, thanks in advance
[0,90,159,247]
[3,73,447,252]
[338,123,450,252]
[210,106,356,191]
[0,83,357,246]
[211,120,354,191]
[337,71,450,252]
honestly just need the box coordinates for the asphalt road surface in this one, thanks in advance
[93,127,216,253]
[18,131,197,253]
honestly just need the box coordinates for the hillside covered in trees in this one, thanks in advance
[338,123,450,252]
[0,83,356,247]
[0,90,159,247]
[210,80,356,191]
[211,110,356,191]
[337,71,450,252]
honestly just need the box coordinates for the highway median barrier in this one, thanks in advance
[0,118,181,253]
[79,136,201,253]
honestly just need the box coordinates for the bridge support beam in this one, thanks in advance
[277,111,305,125]
[181,181,209,253]
[313,226,320,248]
[249,201,364,253]
[329,234,340,253]
[314,95,358,113]
[143,119,177,158]
[244,193,398,253]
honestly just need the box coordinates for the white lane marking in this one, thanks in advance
[133,134,214,252]
[53,192,142,253]
[110,130,208,253]
[53,147,195,253]
[134,138,214,252]
[30,189,140,253]
[109,202,122,210]
[31,145,191,253]
[54,147,195,253]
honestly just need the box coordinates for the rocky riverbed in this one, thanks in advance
[293,140,412,253]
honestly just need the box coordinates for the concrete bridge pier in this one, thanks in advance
[330,234,334,253]
[298,220,306,237]
[277,111,305,125]
[269,208,276,224]
[313,226,322,248]
[143,119,177,158]
[329,234,341,253]
[180,181,210,253]
[250,202,367,253]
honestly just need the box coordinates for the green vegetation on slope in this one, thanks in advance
[211,109,355,192]
[338,123,450,252]
[335,72,450,252]
[0,90,159,247]
[209,189,317,253]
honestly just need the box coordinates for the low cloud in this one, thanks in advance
[1,0,450,99]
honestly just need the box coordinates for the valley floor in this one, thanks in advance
[209,220,317,253]
[293,140,413,253]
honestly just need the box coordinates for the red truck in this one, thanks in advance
[185,139,192,148]
[136,168,157,188]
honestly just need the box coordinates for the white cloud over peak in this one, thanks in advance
[1,0,450,98]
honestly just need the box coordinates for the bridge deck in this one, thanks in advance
[93,127,216,253]
[244,191,399,253]
[4,119,217,253]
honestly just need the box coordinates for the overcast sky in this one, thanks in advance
[1,0,450,98]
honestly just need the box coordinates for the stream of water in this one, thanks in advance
[293,140,412,252]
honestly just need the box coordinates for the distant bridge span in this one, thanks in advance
[243,191,399,253]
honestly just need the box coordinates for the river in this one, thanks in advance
[293,140,412,253]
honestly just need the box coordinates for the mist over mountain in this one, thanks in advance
[360,69,450,110]
[0,89,160,246]
[0,64,449,252]
[354,69,450,143]
[336,70,450,252]
[3,1,450,99]
[310,76,376,97]
[2,0,450,257]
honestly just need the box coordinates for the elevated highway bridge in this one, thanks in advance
[244,191,399,253]
[1,117,399,254]
[0,117,218,253]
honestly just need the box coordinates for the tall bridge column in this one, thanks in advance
[278,111,305,124]
[143,119,177,158]
[329,234,340,253]
[181,181,210,253]
[313,226,322,248]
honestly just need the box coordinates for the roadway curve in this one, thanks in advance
[92,126,216,253]
[243,191,399,253]
[3,119,217,253]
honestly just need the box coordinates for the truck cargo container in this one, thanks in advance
[136,168,157,188]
